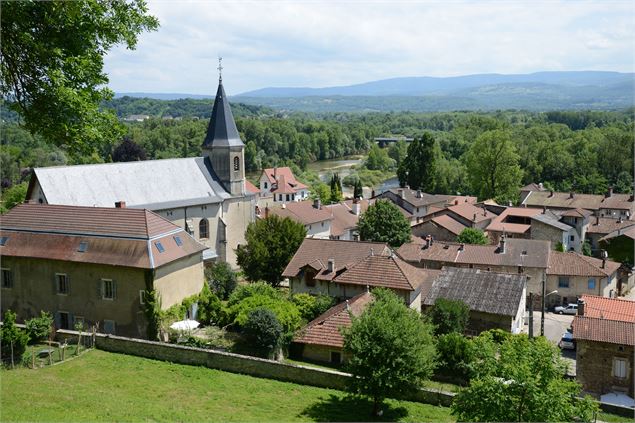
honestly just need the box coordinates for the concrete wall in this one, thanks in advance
[576,339,634,398]
[530,220,571,251]
[545,274,616,308]
[153,254,204,310]
[0,256,147,338]
[465,310,513,335]
[306,220,331,239]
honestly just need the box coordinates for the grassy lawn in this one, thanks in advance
[598,412,635,423]
[0,349,454,422]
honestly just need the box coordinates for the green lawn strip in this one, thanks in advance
[1,349,454,422]
[597,411,635,423]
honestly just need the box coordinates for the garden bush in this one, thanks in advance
[243,308,283,359]
[197,284,222,325]
[227,294,301,340]
[205,262,237,300]
[291,293,335,321]
[25,311,53,344]
[1,310,28,366]
[227,281,281,307]
[435,332,473,382]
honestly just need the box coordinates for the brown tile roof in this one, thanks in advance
[269,201,333,225]
[271,174,297,194]
[572,317,635,346]
[397,238,550,269]
[599,225,635,242]
[423,267,527,316]
[377,189,477,208]
[0,204,205,269]
[325,200,368,237]
[521,183,546,192]
[282,238,390,281]
[486,207,543,234]
[430,215,467,236]
[579,295,635,322]
[523,190,634,211]
[245,180,260,194]
[547,251,621,277]
[333,254,440,292]
[560,208,593,218]
[586,217,635,235]
[262,167,308,192]
[293,292,373,348]
[446,203,496,224]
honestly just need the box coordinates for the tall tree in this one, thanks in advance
[1,0,159,156]
[112,137,147,162]
[357,200,411,248]
[365,144,394,171]
[452,334,598,422]
[329,173,343,203]
[353,179,363,199]
[342,289,437,416]
[456,228,489,245]
[397,132,440,192]
[465,129,522,203]
[236,215,307,286]
[427,298,470,335]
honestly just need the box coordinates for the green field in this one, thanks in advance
[0,349,453,422]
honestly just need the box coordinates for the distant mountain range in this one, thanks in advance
[114,92,214,100]
[116,71,634,112]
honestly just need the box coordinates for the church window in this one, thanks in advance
[199,218,209,239]
[233,156,240,171]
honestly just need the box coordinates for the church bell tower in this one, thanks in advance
[202,58,245,196]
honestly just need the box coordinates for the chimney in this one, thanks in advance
[313,198,321,209]
[569,192,574,199]
[327,258,335,273]
[542,206,547,214]
[398,189,405,199]
[577,298,585,316]
[458,243,465,251]
[371,189,376,198]
[602,258,606,269]
[454,200,459,205]
[498,235,506,254]
[345,299,350,311]
[473,213,477,222]
[549,190,554,198]
[538,182,544,190]
[423,235,431,249]
[605,186,613,198]
[595,214,599,225]
[618,215,623,223]
[264,206,269,218]
[370,248,374,256]
[255,205,261,217]
[115,201,126,208]
[274,167,278,180]
[352,198,361,216]
[416,189,422,198]
[281,203,286,209]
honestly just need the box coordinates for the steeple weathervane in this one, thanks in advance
[217,56,223,83]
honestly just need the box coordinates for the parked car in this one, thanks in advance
[559,331,575,349]
[555,303,578,315]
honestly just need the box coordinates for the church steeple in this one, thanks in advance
[202,58,245,196]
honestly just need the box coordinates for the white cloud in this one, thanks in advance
[103,0,635,94]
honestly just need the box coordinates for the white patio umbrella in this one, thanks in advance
[170,319,200,331]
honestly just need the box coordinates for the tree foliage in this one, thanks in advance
[358,200,411,248]
[291,293,336,322]
[0,0,159,156]
[112,137,147,162]
[365,144,395,171]
[25,311,53,344]
[205,262,238,300]
[236,215,307,286]
[243,308,284,359]
[329,173,343,203]
[452,334,598,422]
[397,132,441,192]
[342,289,437,416]
[227,294,302,339]
[196,284,222,326]
[0,310,29,366]
[456,228,489,245]
[227,282,282,307]
[428,298,470,335]
[465,130,523,203]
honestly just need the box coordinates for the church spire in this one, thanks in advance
[202,59,243,148]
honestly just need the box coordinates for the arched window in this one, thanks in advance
[233,156,240,171]
[199,218,209,239]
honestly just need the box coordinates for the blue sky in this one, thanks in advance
[104,0,635,95]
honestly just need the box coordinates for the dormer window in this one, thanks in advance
[233,156,240,171]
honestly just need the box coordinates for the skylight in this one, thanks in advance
[0,236,8,246]
[155,241,165,253]
[78,241,88,253]
[173,235,183,246]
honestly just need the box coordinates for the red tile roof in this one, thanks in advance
[430,215,467,236]
[245,180,260,194]
[523,190,634,211]
[269,200,333,225]
[333,254,440,292]
[573,317,635,346]
[579,295,635,322]
[560,208,593,218]
[586,217,635,235]
[293,292,373,348]
[547,251,621,277]
[325,200,368,237]
[262,167,308,193]
[446,203,496,224]
[282,238,390,281]
[486,207,542,234]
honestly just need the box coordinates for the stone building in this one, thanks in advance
[573,295,634,399]
[530,210,579,251]
[0,204,206,338]
[25,76,255,268]
[521,187,634,219]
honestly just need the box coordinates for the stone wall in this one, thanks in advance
[576,339,634,398]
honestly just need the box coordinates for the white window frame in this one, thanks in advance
[101,279,114,300]
[1,268,13,288]
[613,358,628,379]
[56,273,69,295]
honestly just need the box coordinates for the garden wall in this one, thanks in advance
[55,330,455,407]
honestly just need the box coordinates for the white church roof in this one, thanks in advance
[32,157,232,209]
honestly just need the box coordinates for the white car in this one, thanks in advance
[555,303,578,315]
[558,332,575,349]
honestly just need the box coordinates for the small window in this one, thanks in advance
[588,278,596,290]
[101,279,115,300]
[304,270,316,287]
[199,218,209,239]
[558,277,570,288]
[233,156,240,171]
[78,241,88,252]
[264,182,268,189]
[613,358,628,379]
[155,241,165,253]
[173,235,183,246]
[330,351,342,364]
[103,320,116,335]
[570,235,575,242]
[139,290,146,305]
[286,194,290,201]
[0,236,8,246]
[56,274,69,295]
[1,269,13,288]
[58,312,70,330]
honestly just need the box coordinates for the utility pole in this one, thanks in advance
[528,292,534,339]
[541,276,546,337]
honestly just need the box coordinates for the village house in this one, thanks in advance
[258,166,309,204]
[292,291,372,364]
[324,199,368,241]
[586,216,635,254]
[485,206,543,243]
[412,202,496,241]
[600,225,635,268]
[267,199,333,239]
[25,76,255,268]
[0,203,206,338]
[573,295,635,400]
[530,209,579,251]
[422,267,527,335]
[396,237,550,295]
[545,251,622,308]
[521,186,634,219]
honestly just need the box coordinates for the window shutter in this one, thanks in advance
[96,280,102,299]
[54,311,61,329]
[67,275,70,295]
[112,281,117,300]
[68,313,74,330]
[53,275,58,295]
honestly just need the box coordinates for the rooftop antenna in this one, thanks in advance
[217,56,223,83]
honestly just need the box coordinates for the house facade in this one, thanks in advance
[0,204,206,338]
[259,167,309,204]
[267,199,332,239]
[26,77,255,268]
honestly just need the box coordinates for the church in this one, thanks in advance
[26,74,256,267]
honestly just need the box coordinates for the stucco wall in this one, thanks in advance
[576,339,634,398]
[306,220,331,239]
[412,221,458,242]
[153,254,205,310]
[530,220,571,251]
[545,274,615,307]
[222,196,254,267]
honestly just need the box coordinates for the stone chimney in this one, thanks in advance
[595,214,600,225]
[398,189,405,199]
[327,258,335,273]
[602,258,606,269]
[498,235,506,254]
[313,198,321,209]
[549,190,554,198]
[115,201,126,208]
[605,186,613,198]
[416,190,422,198]
[370,248,374,256]
[473,213,477,222]
[352,198,361,216]
[345,299,350,311]
[458,243,465,251]
[577,298,585,316]
[569,192,574,199]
